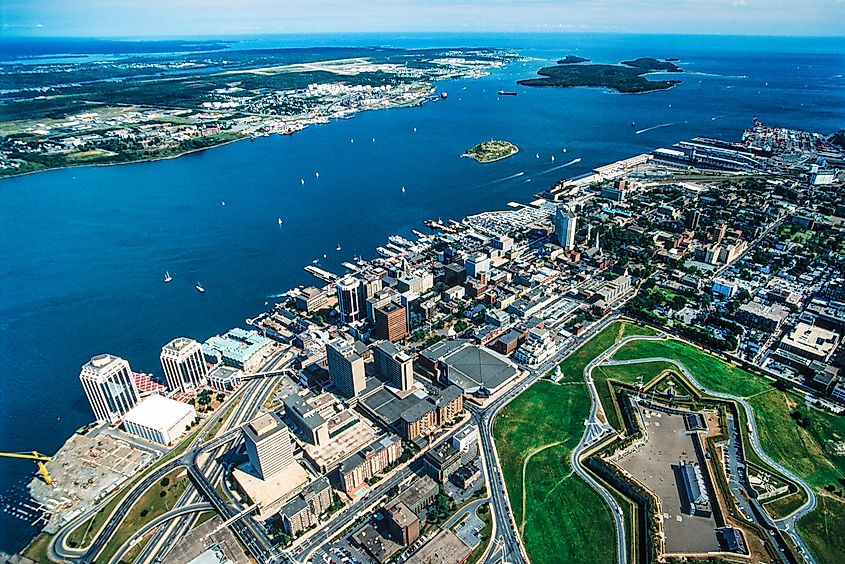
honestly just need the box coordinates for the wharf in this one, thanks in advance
[304,265,339,283]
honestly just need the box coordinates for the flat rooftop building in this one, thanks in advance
[203,328,273,373]
[123,394,196,445]
[780,322,840,363]
[242,412,295,480]
[326,338,366,398]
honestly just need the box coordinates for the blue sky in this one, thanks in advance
[2,0,843,37]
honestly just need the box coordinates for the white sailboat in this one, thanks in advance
[164,272,172,283]
[196,282,205,293]
[336,243,342,251]
[315,172,320,178]
[221,201,226,206]
[300,178,305,185]
[278,217,283,226]
[401,186,406,193]
[551,155,555,162]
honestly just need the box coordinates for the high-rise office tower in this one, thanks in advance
[374,301,410,342]
[79,354,140,424]
[685,209,701,230]
[374,341,415,392]
[160,337,208,393]
[326,339,366,398]
[242,412,296,480]
[555,206,577,250]
[336,276,363,324]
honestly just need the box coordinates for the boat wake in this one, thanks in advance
[635,122,678,135]
[490,171,526,184]
[535,158,582,175]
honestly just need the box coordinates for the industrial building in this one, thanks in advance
[122,394,196,445]
[79,354,141,424]
[160,337,208,393]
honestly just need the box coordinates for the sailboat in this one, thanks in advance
[535,153,540,159]
[196,282,205,294]
[413,127,417,132]
[221,201,226,206]
[278,217,283,226]
[551,155,555,162]
[164,272,172,283]
[562,147,567,153]
[401,186,406,193]
[323,253,327,259]
[336,243,342,251]
[315,172,320,178]
[300,178,305,185]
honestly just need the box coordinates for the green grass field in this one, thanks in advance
[556,320,658,382]
[592,361,675,431]
[494,381,613,563]
[612,338,770,398]
[492,320,658,563]
[612,337,845,563]
[797,494,845,564]
[99,468,190,561]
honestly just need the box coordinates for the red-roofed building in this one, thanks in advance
[133,372,166,396]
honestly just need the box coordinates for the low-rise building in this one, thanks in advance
[122,394,196,445]
[737,300,790,332]
[779,322,840,363]
[203,328,273,373]
[338,434,403,497]
[279,477,334,536]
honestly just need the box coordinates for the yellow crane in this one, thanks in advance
[0,451,53,485]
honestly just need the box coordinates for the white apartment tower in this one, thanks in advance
[79,354,140,424]
[161,337,208,393]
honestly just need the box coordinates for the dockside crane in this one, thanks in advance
[0,451,53,485]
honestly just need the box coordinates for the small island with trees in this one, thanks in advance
[557,55,591,64]
[462,140,519,163]
[517,56,683,94]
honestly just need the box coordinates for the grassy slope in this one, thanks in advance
[556,320,658,382]
[494,320,657,563]
[613,337,845,564]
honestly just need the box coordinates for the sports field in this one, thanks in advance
[493,320,657,562]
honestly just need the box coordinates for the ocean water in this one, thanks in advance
[0,33,842,553]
